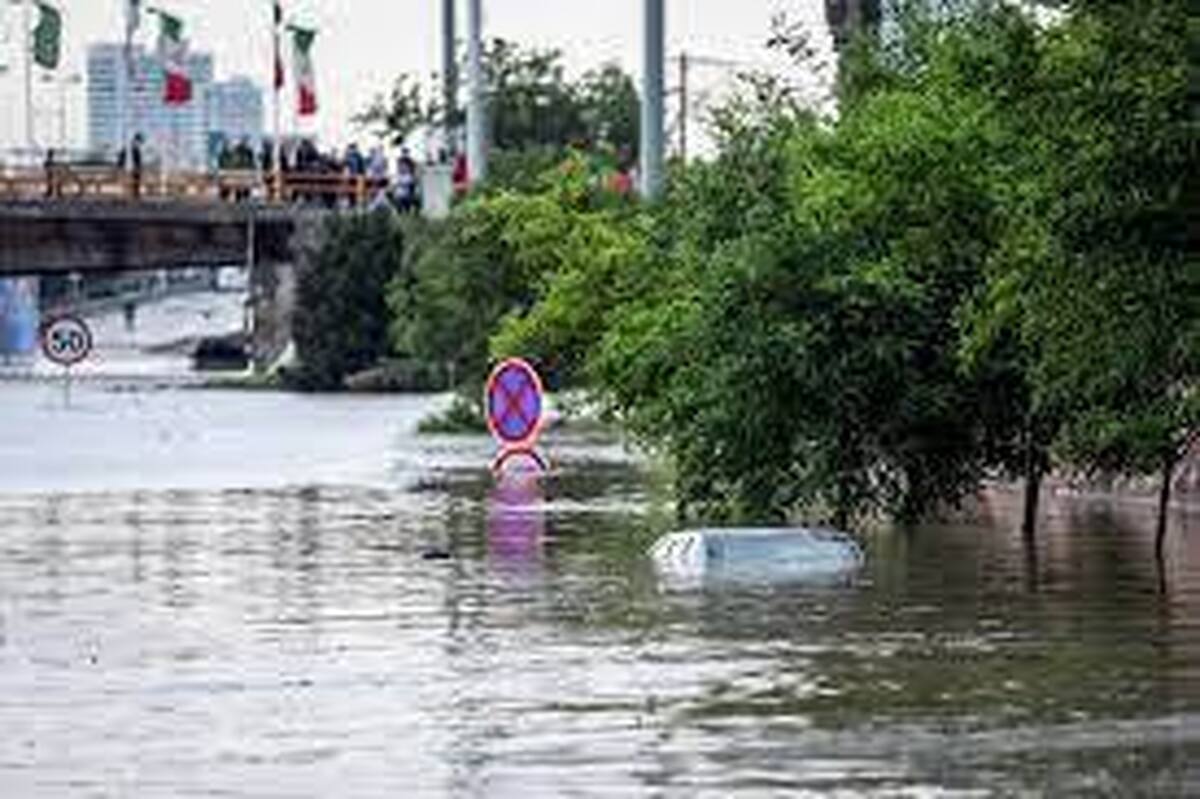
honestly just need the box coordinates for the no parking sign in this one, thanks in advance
[485,358,548,474]
[486,358,545,447]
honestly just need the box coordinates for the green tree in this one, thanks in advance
[357,39,639,169]
[387,195,535,394]
[292,212,406,391]
[498,8,1035,525]
[983,0,1198,551]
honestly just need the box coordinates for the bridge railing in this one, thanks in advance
[0,165,392,207]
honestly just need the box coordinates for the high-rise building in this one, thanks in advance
[207,77,265,150]
[86,43,214,169]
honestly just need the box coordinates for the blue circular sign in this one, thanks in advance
[486,358,545,445]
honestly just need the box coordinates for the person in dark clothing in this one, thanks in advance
[395,147,420,214]
[259,139,274,174]
[44,148,59,199]
[232,139,255,201]
[126,133,144,199]
[345,143,365,176]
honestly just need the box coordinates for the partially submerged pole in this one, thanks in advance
[640,0,665,199]
[466,0,487,184]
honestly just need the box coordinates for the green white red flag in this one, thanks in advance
[32,2,62,71]
[290,25,317,116]
[157,10,191,105]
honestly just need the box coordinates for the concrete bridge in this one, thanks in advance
[0,166,415,369]
[0,196,334,371]
[0,200,311,276]
[0,163,404,276]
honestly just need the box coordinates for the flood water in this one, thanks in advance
[1,374,1198,797]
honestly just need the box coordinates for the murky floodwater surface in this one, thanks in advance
[1,379,1198,797]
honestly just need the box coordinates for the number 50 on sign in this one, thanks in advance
[41,315,93,367]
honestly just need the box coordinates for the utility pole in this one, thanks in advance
[442,0,457,155]
[466,0,487,184]
[678,51,688,163]
[640,0,664,199]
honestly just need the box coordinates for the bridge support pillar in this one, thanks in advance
[248,259,296,375]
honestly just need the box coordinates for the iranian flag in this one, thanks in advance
[290,26,317,116]
[157,11,191,105]
[32,2,62,71]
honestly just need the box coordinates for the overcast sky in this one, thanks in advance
[0,0,835,154]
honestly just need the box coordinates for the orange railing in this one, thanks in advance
[0,165,391,206]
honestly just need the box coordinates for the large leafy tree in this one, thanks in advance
[292,212,406,391]
[982,0,1199,551]
[357,39,639,168]
[369,0,1194,539]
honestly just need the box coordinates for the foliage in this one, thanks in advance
[355,73,430,150]
[388,151,642,398]
[291,211,406,391]
[417,394,488,434]
[482,1,1195,528]
[357,39,639,166]
[357,1,1195,531]
[966,0,1198,485]
[386,198,529,396]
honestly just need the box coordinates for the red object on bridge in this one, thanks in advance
[452,153,469,194]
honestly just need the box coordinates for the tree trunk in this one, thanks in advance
[1021,445,1043,542]
[1155,455,1175,562]
[833,482,849,532]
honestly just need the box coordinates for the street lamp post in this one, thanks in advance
[640,0,665,199]
[442,0,457,155]
[466,0,487,184]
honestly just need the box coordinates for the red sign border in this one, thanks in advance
[485,357,545,447]
[40,314,93,367]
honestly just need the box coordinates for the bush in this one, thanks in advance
[417,394,488,434]
[291,211,406,391]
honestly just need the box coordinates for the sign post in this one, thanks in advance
[41,313,92,405]
[485,357,548,475]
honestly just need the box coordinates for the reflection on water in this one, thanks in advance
[0,383,1198,796]
[488,467,546,581]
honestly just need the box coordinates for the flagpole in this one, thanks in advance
[23,0,34,151]
[122,2,134,180]
[272,1,282,200]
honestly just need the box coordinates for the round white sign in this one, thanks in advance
[41,315,93,367]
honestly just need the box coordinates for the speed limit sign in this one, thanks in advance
[41,315,93,367]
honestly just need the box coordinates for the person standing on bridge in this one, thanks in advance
[367,146,389,206]
[395,148,420,215]
[345,143,365,177]
[119,133,144,199]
